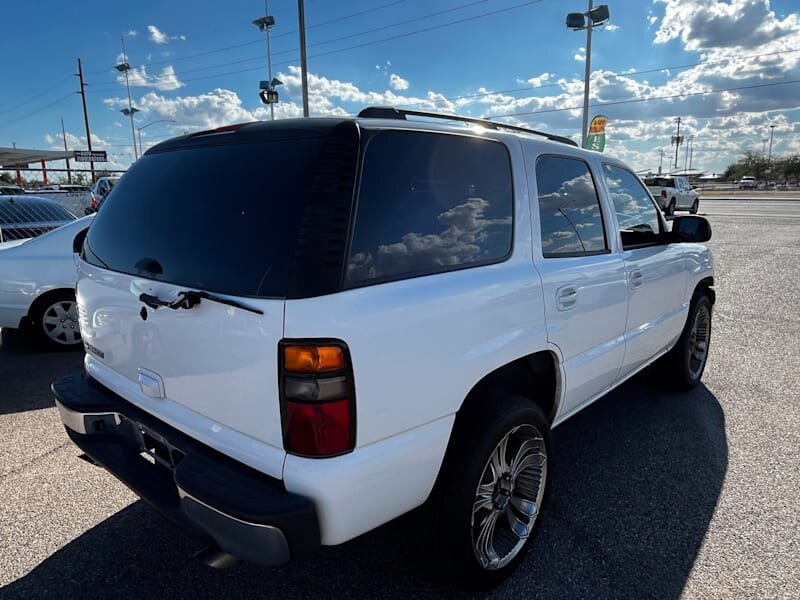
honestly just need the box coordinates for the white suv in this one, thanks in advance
[54,108,715,588]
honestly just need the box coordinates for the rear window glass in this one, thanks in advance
[644,177,674,187]
[346,131,513,285]
[0,198,75,224]
[85,136,327,298]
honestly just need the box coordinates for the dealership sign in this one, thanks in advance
[73,150,108,162]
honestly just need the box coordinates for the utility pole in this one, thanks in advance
[658,149,664,175]
[689,136,695,171]
[581,0,593,147]
[672,116,682,170]
[77,58,96,181]
[60,116,72,184]
[298,0,310,117]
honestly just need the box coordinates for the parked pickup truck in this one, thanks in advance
[54,108,715,589]
[643,175,700,216]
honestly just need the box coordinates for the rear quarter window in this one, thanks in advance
[346,131,513,285]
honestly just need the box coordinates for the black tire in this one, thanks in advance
[425,393,551,590]
[665,199,676,217]
[657,294,712,389]
[29,290,83,351]
[690,199,699,214]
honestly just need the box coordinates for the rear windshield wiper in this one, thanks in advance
[139,290,264,315]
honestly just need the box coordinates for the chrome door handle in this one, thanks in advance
[556,285,578,311]
[629,270,644,289]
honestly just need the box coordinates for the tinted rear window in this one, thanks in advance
[644,177,674,187]
[85,136,329,298]
[0,198,75,224]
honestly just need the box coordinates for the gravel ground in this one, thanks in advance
[0,200,798,599]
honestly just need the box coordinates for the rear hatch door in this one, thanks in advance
[77,123,358,471]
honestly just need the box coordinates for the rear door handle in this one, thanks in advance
[629,269,644,289]
[556,285,579,311]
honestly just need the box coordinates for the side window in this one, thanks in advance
[535,155,608,258]
[602,164,663,248]
[346,131,513,285]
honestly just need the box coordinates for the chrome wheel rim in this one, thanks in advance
[688,304,711,379]
[42,300,81,345]
[471,424,547,570]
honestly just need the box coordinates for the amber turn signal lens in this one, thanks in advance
[284,345,345,373]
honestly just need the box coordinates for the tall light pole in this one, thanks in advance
[684,133,693,174]
[767,124,776,173]
[689,135,695,171]
[116,35,139,160]
[658,148,665,175]
[137,119,176,153]
[60,116,72,184]
[298,0,310,117]
[566,3,610,147]
[253,7,279,120]
[671,116,683,171]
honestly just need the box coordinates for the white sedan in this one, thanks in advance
[0,215,93,349]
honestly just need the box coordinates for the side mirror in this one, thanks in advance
[73,227,89,254]
[672,216,711,243]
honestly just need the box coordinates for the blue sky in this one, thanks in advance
[1,0,799,176]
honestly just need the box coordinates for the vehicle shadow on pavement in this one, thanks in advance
[0,329,84,416]
[1,375,727,600]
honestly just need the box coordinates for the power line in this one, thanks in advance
[0,92,76,131]
[397,47,800,107]
[87,0,491,89]
[87,0,546,92]
[487,78,800,120]
[0,75,74,115]
[85,0,415,78]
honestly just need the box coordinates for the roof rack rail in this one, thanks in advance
[357,106,578,147]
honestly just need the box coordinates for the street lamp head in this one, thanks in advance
[252,15,276,31]
[566,12,586,30]
[114,62,131,72]
[120,108,140,117]
[566,5,610,30]
[270,77,283,87]
[588,5,610,26]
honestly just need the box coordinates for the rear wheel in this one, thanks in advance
[427,394,550,589]
[31,291,83,351]
[665,198,676,217]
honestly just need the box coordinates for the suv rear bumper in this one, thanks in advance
[52,373,320,566]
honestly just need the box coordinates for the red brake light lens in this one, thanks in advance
[283,399,353,456]
[279,340,355,458]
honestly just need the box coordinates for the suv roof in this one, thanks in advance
[148,108,579,156]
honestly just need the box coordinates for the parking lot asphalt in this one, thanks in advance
[1,200,799,599]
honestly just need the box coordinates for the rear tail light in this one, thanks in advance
[661,190,667,199]
[279,340,355,457]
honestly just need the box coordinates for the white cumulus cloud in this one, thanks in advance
[389,74,409,91]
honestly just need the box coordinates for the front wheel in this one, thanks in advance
[427,394,550,589]
[657,294,712,389]
[690,199,699,214]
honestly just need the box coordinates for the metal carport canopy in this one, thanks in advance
[0,147,75,167]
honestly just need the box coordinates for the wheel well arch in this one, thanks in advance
[694,276,715,305]
[456,350,561,427]
[22,287,75,328]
